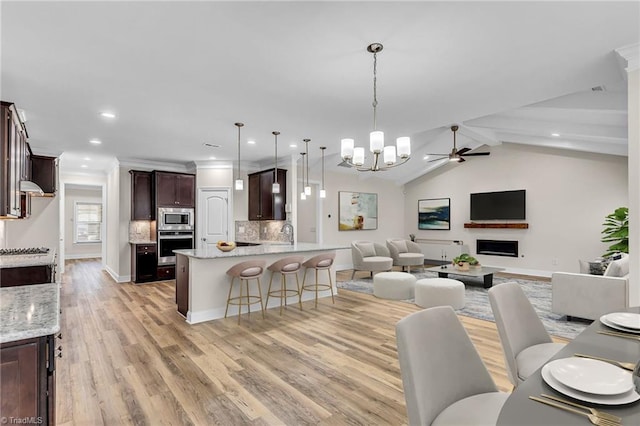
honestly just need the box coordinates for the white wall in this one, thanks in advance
[404,143,628,276]
[320,170,406,270]
[64,187,102,259]
[4,196,60,250]
[104,164,121,281]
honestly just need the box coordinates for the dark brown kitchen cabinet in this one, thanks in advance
[154,171,195,208]
[1,101,27,218]
[0,335,56,426]
[248,168,286,220]
[132,243,157,283]
[175,254,189,316]
[130,170,153,220]
[0,265,54,287]
[157,265,175,281]
[31,155,57,195]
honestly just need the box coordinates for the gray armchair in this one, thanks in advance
[350,240,393,279]
[386,238,425,273]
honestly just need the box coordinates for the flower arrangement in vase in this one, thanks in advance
[452,253,480,271]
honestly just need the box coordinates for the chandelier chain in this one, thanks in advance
[372,51,378,130]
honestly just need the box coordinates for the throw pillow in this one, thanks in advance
[357,242,376,258]
[391,240,408,253]
[588,262,605,275]
[604,255,629,277]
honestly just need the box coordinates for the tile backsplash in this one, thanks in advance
[129,220,153,242]
[235,220,289,243]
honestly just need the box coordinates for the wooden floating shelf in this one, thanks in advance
[464,223,529,229]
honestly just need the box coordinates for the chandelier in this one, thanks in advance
[340,43,411,171]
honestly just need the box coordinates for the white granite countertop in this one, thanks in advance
[174,242,349,259]
[129,240,157,245]
[0,283,60,343]
[0,251,57,269]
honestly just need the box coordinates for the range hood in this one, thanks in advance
[20,180,44,196]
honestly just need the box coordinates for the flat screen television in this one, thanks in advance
[470,189,526,220]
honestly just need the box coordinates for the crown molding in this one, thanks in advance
[117,157,191,172]
[615,43,640,72]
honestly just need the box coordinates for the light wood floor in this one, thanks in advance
[56,260,566,425]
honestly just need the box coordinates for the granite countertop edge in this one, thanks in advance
[129,240,157,245]
[0,251,57,269]
[0,283,61,344]
[174,243,350,259]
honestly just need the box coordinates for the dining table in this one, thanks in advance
[497,307,640,425]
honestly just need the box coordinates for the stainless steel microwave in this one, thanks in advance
[158,207,194,231]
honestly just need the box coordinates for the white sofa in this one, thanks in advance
[552,254,629,321]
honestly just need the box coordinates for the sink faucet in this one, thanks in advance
[281,222,294,245]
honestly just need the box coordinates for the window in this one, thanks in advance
[75,202,102,243]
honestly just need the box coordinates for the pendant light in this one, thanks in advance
[319,146,326,198]
[272,131,280,193]
[303,138,311,196]
[300,152,307,200]
[234,122,244,191]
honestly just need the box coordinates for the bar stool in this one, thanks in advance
[301,252,336,308]
[266,255,304,315]
[224,259,266,324]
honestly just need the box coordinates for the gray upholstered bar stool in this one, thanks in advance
[266,255,304,315]
[224,259,266,324]
[301,252,336,308]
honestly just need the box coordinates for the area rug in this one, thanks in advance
[337,271,589,339]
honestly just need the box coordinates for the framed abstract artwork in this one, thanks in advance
[338,191,378,231]
[418,198,450,230]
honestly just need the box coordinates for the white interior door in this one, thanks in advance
[197,189,230,250]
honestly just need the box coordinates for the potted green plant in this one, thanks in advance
[452,253,480,271]
[601,207,628,257]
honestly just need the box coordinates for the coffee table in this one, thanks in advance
[424,265,505,288]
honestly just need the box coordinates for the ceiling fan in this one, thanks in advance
[425,125,491,163]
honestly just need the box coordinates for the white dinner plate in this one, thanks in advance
[541,364,640,405]
[604,312,640,330]
[547,358,633,395]
[600,315,640,334]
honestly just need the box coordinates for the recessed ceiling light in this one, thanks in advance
[89,139,102,145]
[247,140,256,145]
[81,165,88,168]
[83,157,91,161]
[290,144,297,148]
[551,133,560,137]
[100,111,116,119]
[423,155,430,160]
[209,156,216,160]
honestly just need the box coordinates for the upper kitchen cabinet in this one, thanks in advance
[30,155,57,196]
[154,171,195,208]
[248,168,286,220]
[1,101,27,218]
[130,170,153,220]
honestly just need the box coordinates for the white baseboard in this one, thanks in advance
[186,288,336,324]
[64,253,102,260]
[499,266,552,279]
[104,264,131,283]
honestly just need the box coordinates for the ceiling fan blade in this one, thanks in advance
[460,152,490,157]
[457,157,466,163]
[456,147,471,155]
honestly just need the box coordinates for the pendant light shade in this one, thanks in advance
[234,122,244,191]
[272,131,280,193]
[319,146,326,199]
[303,139,311,196]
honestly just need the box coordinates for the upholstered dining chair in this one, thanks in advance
[396,306,508,425]
[350,240,393,279]
[386,238,425,273]
[488,282,566,388]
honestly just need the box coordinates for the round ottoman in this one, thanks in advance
[373,271,416,300]
[415,278,465,309]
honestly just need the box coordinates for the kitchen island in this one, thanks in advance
[174,243,349,324]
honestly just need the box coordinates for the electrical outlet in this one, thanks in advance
[552,258,558,266]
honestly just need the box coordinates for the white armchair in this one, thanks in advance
[552,254,629,321]
[386,238,424,273]
[350,241,393,280]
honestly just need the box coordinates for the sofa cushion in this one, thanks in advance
[391,240,408,253]
[356,242,376,258]
[604,255,629,277]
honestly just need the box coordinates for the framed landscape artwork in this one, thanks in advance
[339,191,378,231]
[418,198,450,230]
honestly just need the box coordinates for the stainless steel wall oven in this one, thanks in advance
[158,230,194,265]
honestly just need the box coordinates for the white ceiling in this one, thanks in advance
[1,1,638,184]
